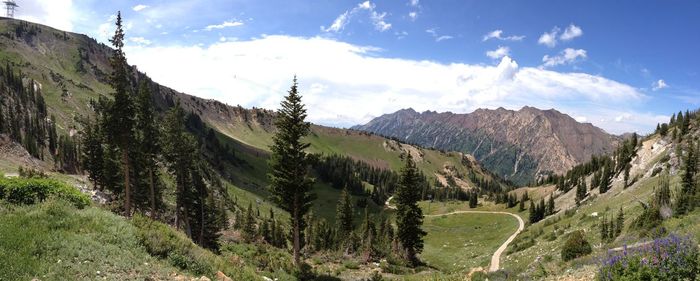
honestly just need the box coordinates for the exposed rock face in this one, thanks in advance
[353,107,619,185]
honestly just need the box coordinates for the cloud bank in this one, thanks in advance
[124,35,662,134]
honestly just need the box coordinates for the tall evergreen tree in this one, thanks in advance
[162,102,196,235]
[268,77,315,268]
[599,165,611,194]
[575,178,587,205]
[395,154,427,266]
[361,206,377,261]
[547,195,555,215]
[81,118,104,189]
[529,200,537,223]
[615,207,624,237]
[676,140,697,215]
[242,202,257,242]
[106,11,136,216]
[134,78,161,218]
[336,187,354,240]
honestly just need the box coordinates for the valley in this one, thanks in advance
[1,6,700,281]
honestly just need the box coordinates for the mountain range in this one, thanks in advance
[353,107,620,185]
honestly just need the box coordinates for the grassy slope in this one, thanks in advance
[496,134,700,280]
[0,200,261,281]
[0,18,514,281]
[0,18,497,224]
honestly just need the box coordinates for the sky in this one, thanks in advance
[14,0,700,134]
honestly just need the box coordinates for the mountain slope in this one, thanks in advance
[0,18,503,220]
[353,107,620,185]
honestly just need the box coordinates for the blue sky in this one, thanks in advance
[17,0,700,134]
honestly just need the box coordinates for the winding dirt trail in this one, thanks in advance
[424,210,525,272]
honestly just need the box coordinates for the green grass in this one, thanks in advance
[420,212,519,273]
[0,200,179,280]
[0,200,261,281]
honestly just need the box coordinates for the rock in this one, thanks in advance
[215,271,233,281]
[197,277,211,281]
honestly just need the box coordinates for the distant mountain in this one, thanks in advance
[353,107,620,185]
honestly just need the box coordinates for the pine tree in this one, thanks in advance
[600,217,609,242]
[162,102,196,235]
[547,195,555,215]
[469,191,478,208]
[81,118,104,189]
[519,194,526,211]
[529,200,537,223]
[268,77,315,268]
[395,153,427,266]
[188,166,227,251]
[361,206,377,262]
[336,187,354,241]
[615,207,624,237]
[242,202,257,242]
[105,11,136,216]
[681,110,690,136]
[575,178,587,205]
[623,163,631,188]
[599,165,611,194]
[676,140,697,215]
[134,78,161,218]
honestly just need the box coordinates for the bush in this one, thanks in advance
[0,178,90,208]
[561,230,592,261]
[131,214,260,279]
[597,234,699,280]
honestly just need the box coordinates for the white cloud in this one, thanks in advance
[321,11,350,32]
[575,116,588,123]
[426,28,453,42]
[132,4,149,12]
[614,113,632,122]
[538,27,560,48]
[408,11,418,21]
[560,24,583,41]
[486,46,510,59]
[129,36,152,46]
[435,35,453,42]
[96,14,118,43]
[542,48,587,67]
[204,20,244,31]
[409,0,420,7]
[482,30,525,42]
[16,0,74,31]
[124,35,653,133]
[652,79,668,91]
[321,1,391,33]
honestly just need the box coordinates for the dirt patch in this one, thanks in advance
[382,140,424,162]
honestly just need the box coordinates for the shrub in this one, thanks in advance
[597,234,699,281]
[561,230,592,261]
[0,178,90,208]
[131,214,260,279]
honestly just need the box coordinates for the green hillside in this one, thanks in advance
[0,18,510,281]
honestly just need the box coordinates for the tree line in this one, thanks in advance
[81,12,227,250]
